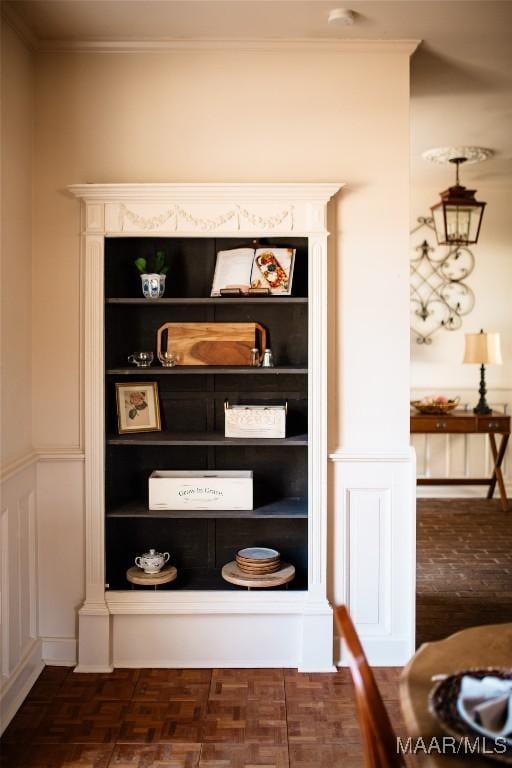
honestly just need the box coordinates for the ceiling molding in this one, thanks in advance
[0,5,420,58]
[37,37,421,55]
[67,182,345,203]
[1,2,38,51]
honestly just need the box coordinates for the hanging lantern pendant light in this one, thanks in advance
[431,157,486,246]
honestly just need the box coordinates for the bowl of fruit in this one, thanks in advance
[410,395,460,415]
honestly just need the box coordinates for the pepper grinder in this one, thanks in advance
[261,348,274,368]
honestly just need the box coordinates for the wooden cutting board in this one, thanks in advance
[126,565,177,586]
[156,322,267,366]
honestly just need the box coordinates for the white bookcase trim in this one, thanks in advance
[69,182,342,672]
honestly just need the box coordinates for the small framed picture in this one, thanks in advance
[115,382,161,434]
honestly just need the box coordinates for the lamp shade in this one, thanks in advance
[463,332,503,365]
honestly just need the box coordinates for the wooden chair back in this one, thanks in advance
[335,605,406,768]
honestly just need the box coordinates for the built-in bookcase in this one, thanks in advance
[104,236,309,591]
[71,182,338,671]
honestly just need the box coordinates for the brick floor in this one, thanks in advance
[416,497,512,646]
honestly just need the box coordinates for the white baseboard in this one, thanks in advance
[334,634,411,667]
[417,483,512,499]
[0,639,44,735]
[41,637,77,666]
[112,658,297,669]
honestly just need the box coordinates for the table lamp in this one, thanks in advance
[463,330,502,415]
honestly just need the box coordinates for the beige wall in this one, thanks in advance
[410,182,512,392]
[0,42,413,669]
[33,47,412,454]
[1,21,34,469]
[410,181,512,490]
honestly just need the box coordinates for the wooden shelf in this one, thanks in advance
[107,567,307,592]
[106,366,308,375]
[106,297,308,305]
[107,497,307,519]
[107,432,308,446]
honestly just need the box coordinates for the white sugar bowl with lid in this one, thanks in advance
[135,548,170,574]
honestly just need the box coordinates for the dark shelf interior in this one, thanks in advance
[104,236,309,592]
[105,236,308,300]
[106,445,308,510]
[106,367,308,375]
[106,516,308,591]
[107,432,308,446]
[106,297,308,305]
[106,378,308,436]
[107,497,307,519]
[106,305,307,369]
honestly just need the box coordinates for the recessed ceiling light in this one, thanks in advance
[328,8,356,26]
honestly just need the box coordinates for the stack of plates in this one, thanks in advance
[236,547,281,575]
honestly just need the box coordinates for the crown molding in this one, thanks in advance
[68,182,344,203]
[38,37,421,55]
[0,5,420,58]
[0,11,420,57]
[1,2,38,51]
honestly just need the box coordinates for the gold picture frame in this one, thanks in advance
[115,382,161,434]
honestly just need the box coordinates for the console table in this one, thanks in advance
[411,410,510,511]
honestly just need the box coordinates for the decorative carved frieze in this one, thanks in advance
[117,203,294,233]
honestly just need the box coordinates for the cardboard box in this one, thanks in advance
[149,470,253,511]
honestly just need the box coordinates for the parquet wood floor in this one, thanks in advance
[3,499,508,766]
[0,666,406,767]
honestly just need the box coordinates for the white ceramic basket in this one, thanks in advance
[224,403,286,438]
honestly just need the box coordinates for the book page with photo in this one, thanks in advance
[251,248,295,295]
[211,247,295,296]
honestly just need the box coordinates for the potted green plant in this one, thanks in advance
[135,250,169,299]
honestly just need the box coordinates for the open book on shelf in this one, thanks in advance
[211,247,295,296]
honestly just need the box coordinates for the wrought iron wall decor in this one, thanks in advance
[410,216,475,344]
